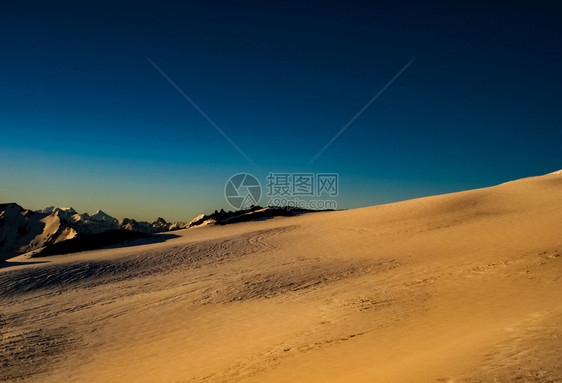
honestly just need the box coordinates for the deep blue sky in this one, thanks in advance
[1,1,561,221]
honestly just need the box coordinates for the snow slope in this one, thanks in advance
[1,170,561,382]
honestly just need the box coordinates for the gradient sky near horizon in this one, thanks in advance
[1,1,561,221]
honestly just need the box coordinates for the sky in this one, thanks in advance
[1,0,561,221]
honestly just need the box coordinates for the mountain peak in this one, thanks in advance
[38,206,77,215]
[90,210,117,223]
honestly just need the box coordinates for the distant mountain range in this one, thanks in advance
[0,203,191,260]
[0,203,322,260]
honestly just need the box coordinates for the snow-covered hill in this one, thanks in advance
[1,203,326,260]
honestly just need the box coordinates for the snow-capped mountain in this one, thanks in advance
[0,204,188,260]
[90,210,118,224]
[0,203,78,260]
